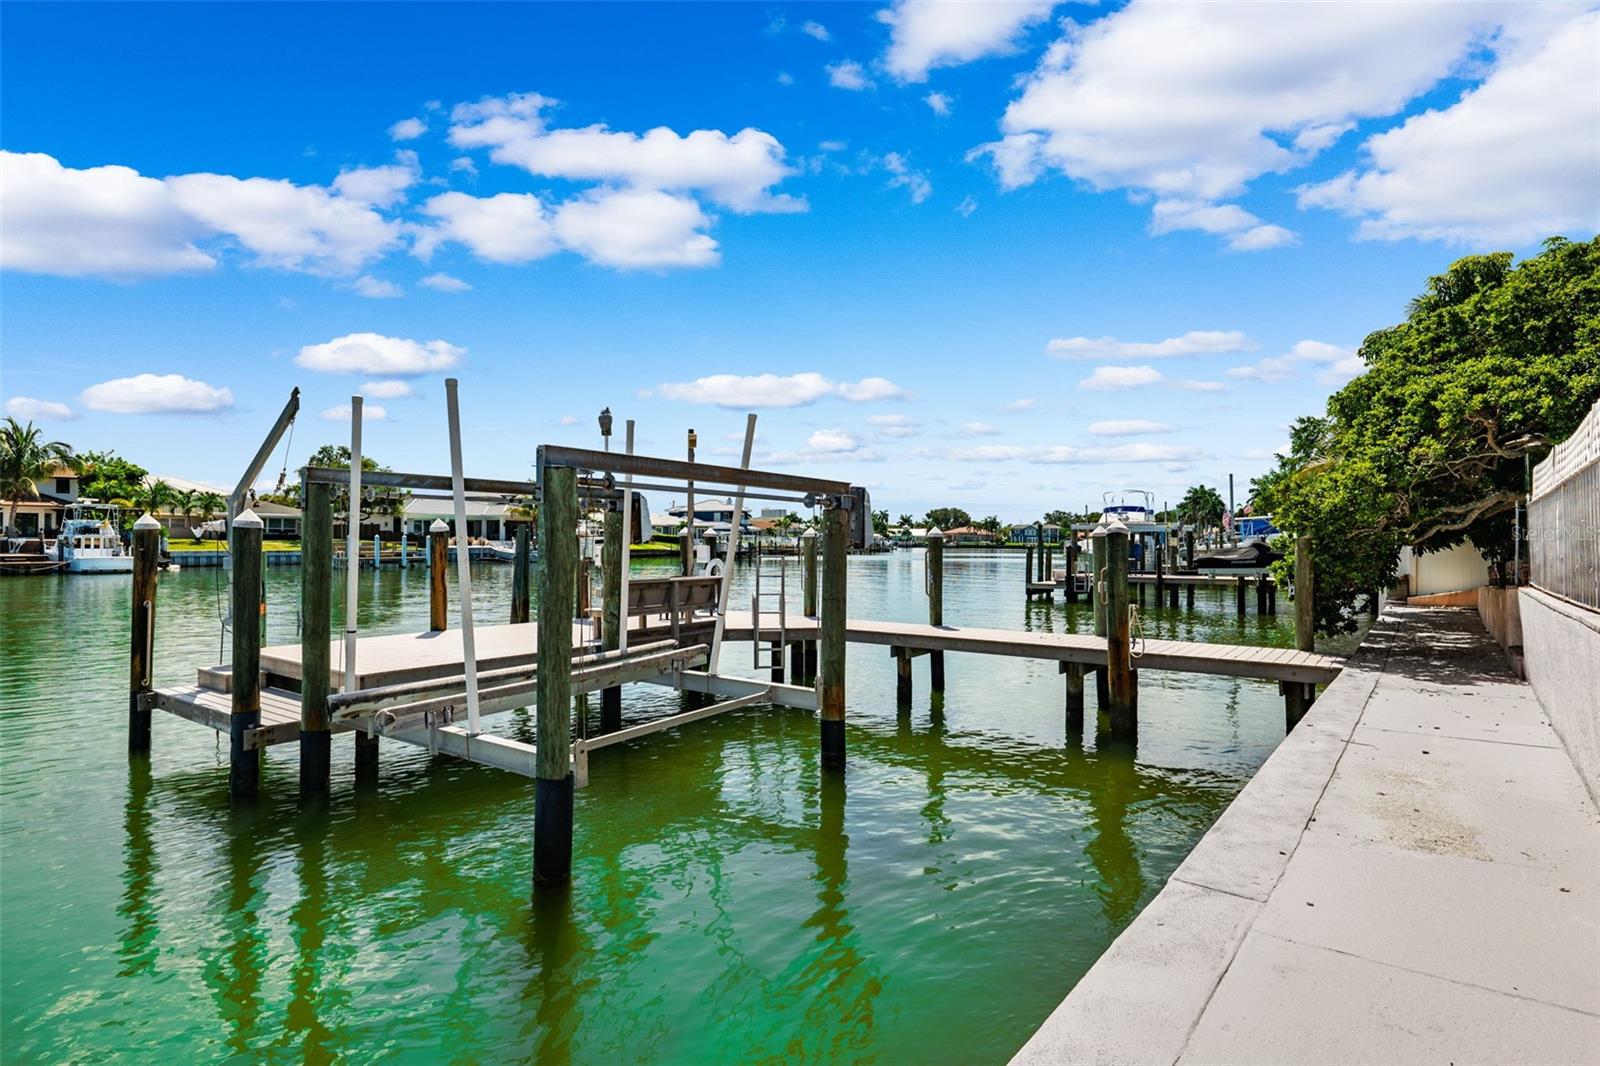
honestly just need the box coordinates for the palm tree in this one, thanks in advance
[0,417,74,534]
[897,513,914,530]
[174,488,198,534]
[141,479,174,523]
[1177,484,1226,539]
[197,491,225,521]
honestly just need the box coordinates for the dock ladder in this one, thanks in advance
[750,551,787,672]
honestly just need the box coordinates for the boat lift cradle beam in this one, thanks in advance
[228,387,301,536]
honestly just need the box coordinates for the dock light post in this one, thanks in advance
[598,407,613,450]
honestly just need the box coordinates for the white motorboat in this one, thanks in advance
[55,502,134,573]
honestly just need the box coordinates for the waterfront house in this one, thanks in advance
[1007,522,1063,545]
[942,525,1002,546]
[4,461,80,535]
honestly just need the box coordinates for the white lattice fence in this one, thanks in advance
[1530,399,1600,610]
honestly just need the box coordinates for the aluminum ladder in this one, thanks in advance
[750,548,787,673]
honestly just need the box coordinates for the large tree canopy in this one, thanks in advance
[1257,236,1600,634]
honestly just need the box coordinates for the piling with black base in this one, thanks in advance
[299,478,333,794]
[230,510,264,799]
[511,523,530,624]
[129,514,161,754]
[820,502,848,773]
[600,506,623,733]
[534,462,577,888]
[926,528,945,691]
[1099,517,1137,740]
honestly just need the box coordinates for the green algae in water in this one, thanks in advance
[1,553,1305,1062]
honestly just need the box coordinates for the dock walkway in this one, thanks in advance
[1011,606,1600,1064]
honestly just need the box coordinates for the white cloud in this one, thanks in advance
[959,421,1000,436]
[1047,330,1252,361]
[448,92,803,214]
[331,156,417,208]
[1149,199,1297,252]
[360,379,415,399]
[449,157,479,178]
[165,171,400,275]
[827,60,873,91]
[1088,420,1174,436]
[956,195,978,218]
[353,275,402,298]
[419,272,471,292]
[1227,340,1361,384]
[1298,11,1600,244]
[0,152,215,276]
[643,372,906,408]
[321,403,387,422]
[1079,365,1162,391]
[925,92,952,116]
[416,191,558,264]
[867,413,921,438]
[296,332,465,376]
[389,117,428,141]
[883,152,933,204]
[808,429,859,452]
[1003,398,1035,412]
[777,71,796,86]
[553,188,718,269]
[980,1,1525,247]
[802,20,830,41]
[4,396,76,421]
[879,0,1054,82]
[80,373,233,414]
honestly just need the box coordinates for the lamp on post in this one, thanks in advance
[598,407,613,452]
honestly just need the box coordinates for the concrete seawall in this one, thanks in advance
[1011,605,1599,1064]
[1519,586,1600,807]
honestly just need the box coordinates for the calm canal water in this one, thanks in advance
[1,551,1339,1063]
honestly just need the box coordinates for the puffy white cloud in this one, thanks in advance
[296,332,464,376]
[643,372,906,408]
[0,152,215,276]
[827,60,873,91]
[1227,340,1361,384]
[322,403,387,422]
[925,92,952,116]
[448,92,803,214]
[1149,199,1297,252]
[884,152,933,204]
[80,373,233,414]
[553,188,717,269]
[360,379,415,399]
[4,396,76,421]
[879,0,1054,82]
[166,171,400,275]
[1079,365,1162,390]
[352,275,401,298]
[980,1,1526,247]
[389,117,427,141]
[1003,398,1035,412]
[419,272,471,292]
[1048,330,1251,361]
[802,20,830,41]
[416,191,558,264]
[1088,420,1174,436]
[1298,11,1600,244]
[331,157,417,207]
[808,429,860,452]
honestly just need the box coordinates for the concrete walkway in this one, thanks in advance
[1012,606,1600,1065]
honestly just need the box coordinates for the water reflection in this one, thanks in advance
[118,756,159,978]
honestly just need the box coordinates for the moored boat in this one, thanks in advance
[55,502,134,574]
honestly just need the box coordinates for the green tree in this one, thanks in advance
[140,479,174,517]
[871,509,889,536]
[301,443,410,526]
[897,513,914,530]
[1258,237,1600,634]
[173,488,197,532]
[0,418,74,533]
[977,515,1003,533]
[197,491,226,531]
[76,450,147,505]
[1177,485,1226,533]
[1042,509,1075,528]
[923,506,971,530]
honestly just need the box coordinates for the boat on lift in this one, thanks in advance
[55,501,134,573]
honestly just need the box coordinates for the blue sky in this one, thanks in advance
[3,1,1596,519]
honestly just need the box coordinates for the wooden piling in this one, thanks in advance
[230,510,264,799]
[1154,540,1165,603]
[128,514,161,754]
[1287,536,1316,729]
[535,464,577,887]
[1184,529,1195,569]
[926,528,945,691]
[820,502,848,772]
[510,523,530,624]
[1062,661,1085,733]
[299,480,333,794]
[1167,541,1180,607]
[1064,540,1079,603]
[1186,583,1195,609]
[600,507,623,733]
[1101,521,1136,739]
[1091,523,1109,715]
[1034,522,1045,580]
[1236,574,1247,617]
[428,519,449,632]
[1024,546,1035,596]
[895,648,912,706]
[1256,574,1269,615]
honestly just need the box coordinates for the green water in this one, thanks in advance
[2,552,1318,1063]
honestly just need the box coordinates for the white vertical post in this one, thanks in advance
[343,396,363,693]
[373,532,380,567]
[445,378,482,735]
[400,529,408,569]
[709,413,757,674]
[618,420,635,653]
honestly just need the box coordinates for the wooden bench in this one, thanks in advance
[627,576,722,640]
